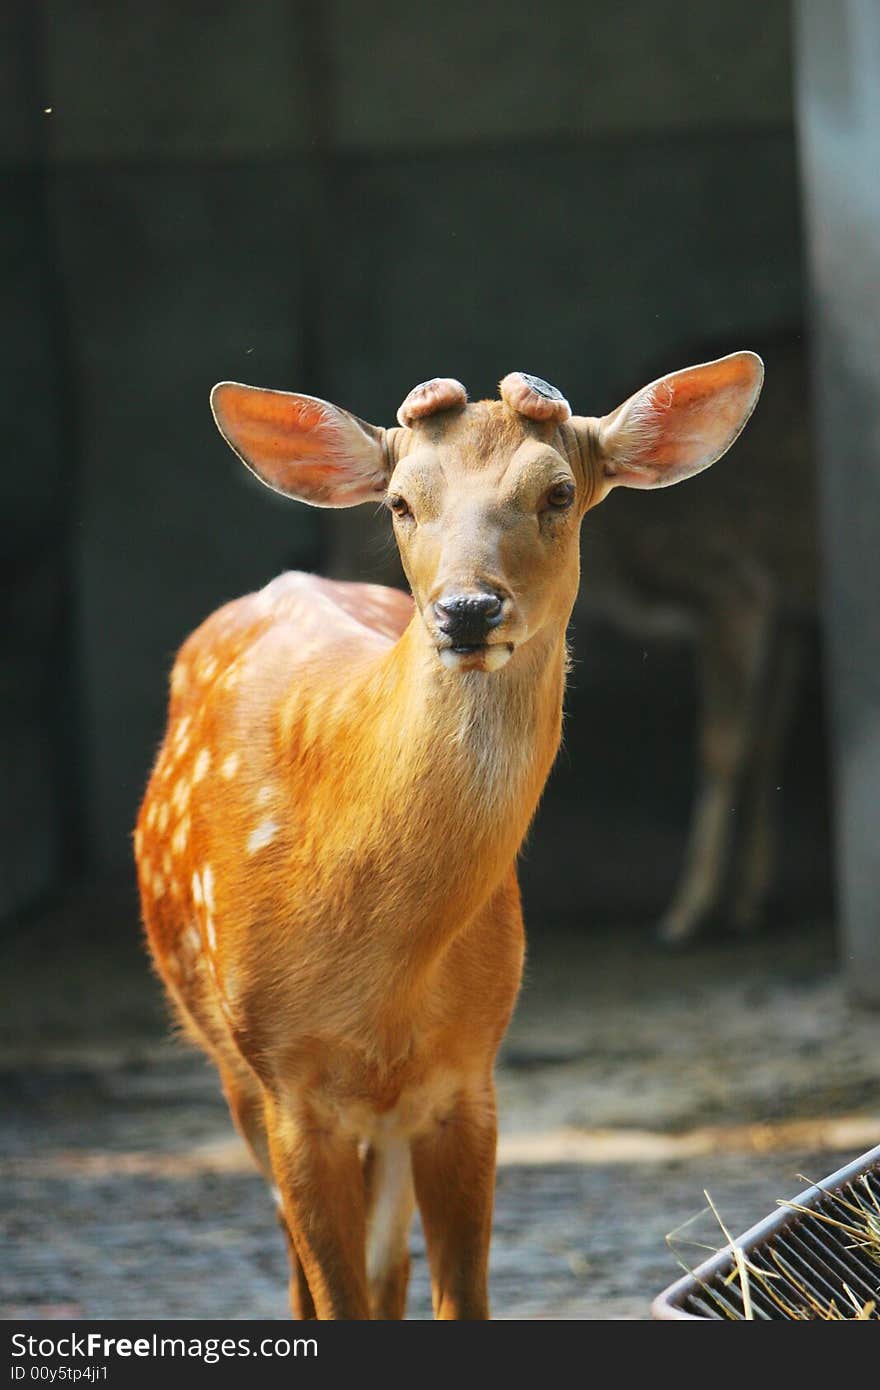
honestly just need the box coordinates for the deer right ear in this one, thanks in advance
[210,382,391,508]
[595,351,764,491]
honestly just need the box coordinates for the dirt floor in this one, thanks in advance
[2,886,878,1320]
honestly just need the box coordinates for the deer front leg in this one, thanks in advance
[217,1060,317,1319]
[411,1083,497,1320]
[277,1211,319,1321]
[265,1096,371,1320]
[658,594,772,946]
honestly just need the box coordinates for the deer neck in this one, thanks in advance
[388,617,566,809]
[273,606,568,989]
[347,614,568,929]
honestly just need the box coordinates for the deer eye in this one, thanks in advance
[388,494,412,519]
[545,480,575,511]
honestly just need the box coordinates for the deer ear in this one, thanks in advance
[210,382,390,507]
[596,351,764,490]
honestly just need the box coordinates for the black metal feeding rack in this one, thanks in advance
[652,1143,880,1320]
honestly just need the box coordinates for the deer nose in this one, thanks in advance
[433,592,504,645]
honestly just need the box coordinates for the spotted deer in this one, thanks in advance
[136,353,763,1319]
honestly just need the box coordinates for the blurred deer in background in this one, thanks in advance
[136,352,762,1319]
[578,335,817,943]
[328,335,817,946]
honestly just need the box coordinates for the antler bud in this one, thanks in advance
[499,372,571,424]
[397,378,468,427]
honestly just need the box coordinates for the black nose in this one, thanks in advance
[434,592,504,645]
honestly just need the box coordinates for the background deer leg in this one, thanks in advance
[658,591,773,945]
[265,1096,371,1320]
[410,1082,497,1320]
[730,625,804,933]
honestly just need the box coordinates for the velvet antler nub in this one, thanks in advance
[499,372,572,424]
[397,377,468,427]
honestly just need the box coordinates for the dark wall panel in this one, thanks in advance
[0,5,74,919]
[55,165,317,867]
[330,0,792,148]
[318,133,802,426]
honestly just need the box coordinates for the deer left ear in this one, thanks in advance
[596,351,764,490]
[210,382,391,508]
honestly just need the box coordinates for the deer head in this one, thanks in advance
[211,352,763,674]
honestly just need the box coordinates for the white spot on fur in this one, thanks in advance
[220,752,240,780]
[192,870,203,906]
[205,914,217,950]
[171,778,190,813]
[145,801,157,830]
[182,923,200,955]
[162,850,172,875]
[172,717,191,748]
[153,872,166,898]
[171,815,190,855]
[256,785,274,807]
[193,748,211,783]
[198,656,218,683]
[202,865,216,913]
[157,802,170,834]
[247,819,280,855]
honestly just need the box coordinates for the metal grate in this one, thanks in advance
[653,1143,880,1320]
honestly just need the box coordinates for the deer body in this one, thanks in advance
[137,357,763,1318]
[145,571,558,1100]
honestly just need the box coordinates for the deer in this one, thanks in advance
[135,352,763,1319]
[578,334,817,943]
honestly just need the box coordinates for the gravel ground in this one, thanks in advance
[2,893,878,1321]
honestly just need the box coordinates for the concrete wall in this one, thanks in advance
[2,1,805,905]
[795,0,880,1002]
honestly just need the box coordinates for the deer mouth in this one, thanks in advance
[438,642,514,672]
